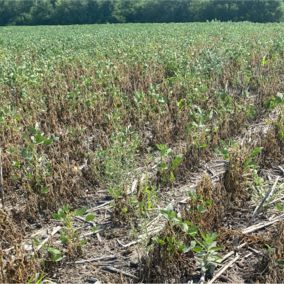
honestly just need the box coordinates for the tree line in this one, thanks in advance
[0,0,283,26]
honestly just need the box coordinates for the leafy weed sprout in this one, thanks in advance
[95,126,140,201]
[27,273,55,284]
[52,205,99,259]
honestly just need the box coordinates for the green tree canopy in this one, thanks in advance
[0,0,282,26]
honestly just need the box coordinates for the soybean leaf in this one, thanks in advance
[197,204,207,213]
[44,139,54,146]
[52,213,61,220]
[180,223,188,233]
[166,203,173,212]
[92,226,100,232]
[85,214,96,222]
[275,203,282,211]
[28,126,37,135]
[19,148,33,160]
[187,225,198,236]
[41,187,48,194]
[75,206,88,216]
[13,161,20,167]
[53,255,63,262]
[63,205,69,213]
[48,247,61,255]
[205,200,211,207]
[209,246,224,251]
[193,246,203,253]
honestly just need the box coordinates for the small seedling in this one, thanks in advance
[264,93,284,110]
[27,273,55,284]
[188,190,211,216]
[157,203,198,255]
[32,239,62,263]
[214,139,236,160]
[52,205,99,254]
[275,201,284,212]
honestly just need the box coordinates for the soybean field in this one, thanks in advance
[1,22,284,283]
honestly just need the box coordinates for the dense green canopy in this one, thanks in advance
[0,0,283,26]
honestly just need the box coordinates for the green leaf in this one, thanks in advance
[183,240,196,253]
[33,238,40,246]
[48,247,61,255]
[180,223,188,233]
[19,148,33,160]
[41,187,48,194]
[247,162,259,168]
[13,161,20,167]
[157,162,167,170]
[160,209,170,220]
[209,246,224,251]
[60,231,69,244]
[187,225,198,236]
[275,203,282,211]
[278,261,284,265]
[252,147,262,153]
[63,205,69,213]
[27,276,34,284]
[220,139,228,148]
[207,232,219,243]
[166,148,173,156]
[44,139,54,146]
[53,255,63,262]
[52,213,62,220]
[92,226,100,232]
[28,126,37,135]
[250,147,262,158]
[197,204,207,213]
[193,246,203,253]
[229,139,236,147]
[264,99,271,109]
[166,203,173,212]
[85,214,95,221]
[51,136,59,142]
[34,133,46,144]
[205,200,211,207]
[6,147,15,154]
[58,208,66,218]
[182,246,191,253]
[214,146,222,155]
[208,110,213,120]
[199,229,206,242]
[75,206,88,216]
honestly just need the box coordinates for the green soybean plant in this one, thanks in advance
[156,144,183,181]
[95,126,140,199]
[52,205,99,251]
[32,238,63,263]
[188,190,212,217]
[193,230,224,275]
[156,203,198,255]
[214,139,236,160]
[12,124,58,195]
